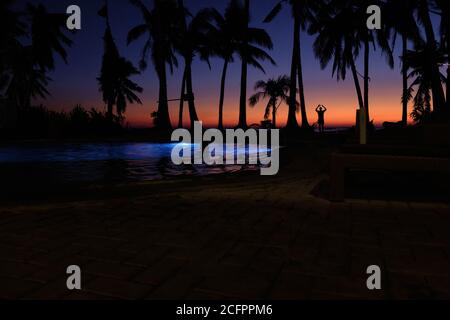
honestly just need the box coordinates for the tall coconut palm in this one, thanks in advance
[385,0,421,125]
[249,75,292,128]
[98,3,143,119]
[416,0,446,112]
[312,0,393,125]
[5,3,72,108]
[0,0,26,76]
[128,0,179,131]
[6,45,51,109]
[310,2,364,114]
[26,3,72,72]
[199,4,239,129]
[404,44,447,122]
[360,0,394,123]
[264,0,318,129]
[0,0,26,113]
[238,0,250,129]
[173,1,217,129]
[435,0,450,110]
[236,0,275,129]
[1,2,70,127]
[174,0,214,129]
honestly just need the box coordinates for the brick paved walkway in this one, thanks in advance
[1,171,450,300]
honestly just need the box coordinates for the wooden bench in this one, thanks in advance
[330,145,450,202]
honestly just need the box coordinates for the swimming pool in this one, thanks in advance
[0,142,265,183]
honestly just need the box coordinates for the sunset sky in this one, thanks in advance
[21,0,441,128]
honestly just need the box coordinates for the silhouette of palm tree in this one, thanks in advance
[435,0,450,110]
[199,2,242,129]
[238,0,250,129]
[26,3,72,72]
[404,43,446,122]
[203,0,274,129]
[0,0,26,76]
[310,3,364,114]
[415,0,446,113]
[6,45,50,109]
[0,1,25,124]
[249,75,293,128]
[128,0,179,131]
[385,0,421,125]
[235,0,275,129]
[264,0,318,130]
[2,2,72,110]
[312,0,393,125]
[173,0,213,129]
[98,3,143,119]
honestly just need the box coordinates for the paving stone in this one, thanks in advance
[2,175,450,299]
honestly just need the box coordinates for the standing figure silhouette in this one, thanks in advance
[316,105,327,133]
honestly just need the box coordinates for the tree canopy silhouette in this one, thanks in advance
[249,75,293,128]
[98,3,143,120]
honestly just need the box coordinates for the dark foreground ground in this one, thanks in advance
[1,143,450,299]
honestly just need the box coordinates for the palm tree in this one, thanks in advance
[235,0,275,128]
[200,2,244,129]
[238,0,250,129]
[312,0,393,125]
[98,3,143,119]
[249,75,292,128]
[404,44,447,122]
[0,0,26,76]
[0,0,26,127]
[264,0,318,129]
[6,45,51,109]
[360,0,394,124]
[4,3,72,109]
[435,0,450,110]
[310,2,364,114]
[173,0,214,129]
[385,0,421,125]
[26,3,72,72]
[128,0,179,131]
[416,0,446,112]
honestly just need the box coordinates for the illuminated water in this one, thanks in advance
[0,143,271,183]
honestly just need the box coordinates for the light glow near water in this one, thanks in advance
[0,143,273,163]
[0,143,275,182]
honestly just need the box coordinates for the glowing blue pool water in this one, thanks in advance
[0,143,270,183]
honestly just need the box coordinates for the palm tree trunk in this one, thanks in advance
[402,34,408,126]
[238,0,250,129]
[350,56,364,112]
[185,59,199,129]
[218,59,229,129]
[156,58,172,130]
[297,30,309,129]
[238,59,248,128]
[419,0,446,111]
[178,68,187,128]
[287,16,300,129]
[272,99,277,128]
[364,35,370,124]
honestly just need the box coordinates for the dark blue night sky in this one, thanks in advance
[15,0,439,127]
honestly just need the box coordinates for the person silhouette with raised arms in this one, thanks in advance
[316,105,327,133]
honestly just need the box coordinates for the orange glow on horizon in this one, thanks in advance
[43,79,414,129]
[124,91,411,129]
